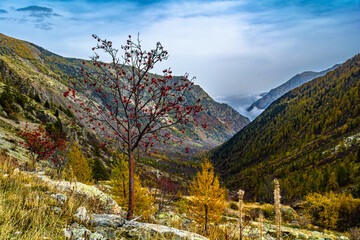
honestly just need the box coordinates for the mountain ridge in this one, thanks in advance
[247,64,341,112]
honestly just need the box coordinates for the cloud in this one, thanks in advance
[0,9,7,14]
[30,12,61,19]
[16,6,52,13]
[0,0,359,100]
[15,5,61,29]
[35,22,53,30]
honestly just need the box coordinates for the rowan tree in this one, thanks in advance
[18,124,66,169]
[63,144,94,184]
[187,157,226,233]
[64,34,204,219]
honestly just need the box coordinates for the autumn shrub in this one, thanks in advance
[300,191,360,230]
[175,198,187,214]
[338,193,360,231]
[260,205,294,223]
[281,207,296,223]
[17,124,66,169]
[154,176,180,214]
[262,205,275,220]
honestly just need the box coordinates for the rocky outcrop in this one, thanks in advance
[63,209,209,240]
[36,173,122,215]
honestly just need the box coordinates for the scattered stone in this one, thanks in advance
[74,206,90,223]
[90,214,125,228]
[62,223,107,240]
[52,207,62,214]
[51,193,68,205]
[62,228,71,239]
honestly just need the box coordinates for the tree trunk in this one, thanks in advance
[205,204,208,234]
[30,155,37,171]
[127,150,135,220]
[122,177,126,199]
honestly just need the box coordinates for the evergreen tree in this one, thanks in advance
[93,145,101,157]
[187,157,226,233]
[0,85,14,116]
[64,144,93,184]
[92,158,110,182]
[34,93,41,103]
[44,101,50,108]
[356,147,360,163]
[338,164,348,187]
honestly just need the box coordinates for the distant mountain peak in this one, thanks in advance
[247,64,341,112]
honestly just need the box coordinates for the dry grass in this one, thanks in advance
[0,155,64,239]
[0,153,90,239]
[0,153,195,240]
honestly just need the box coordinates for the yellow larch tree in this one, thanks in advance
[187,157,226,233]
[63,144,93,185]
[110,155,155,219]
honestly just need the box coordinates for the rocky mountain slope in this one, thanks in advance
[247,64,341,112]
[210,53,360,202]
[0,33,249,162]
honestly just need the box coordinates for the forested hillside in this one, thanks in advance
[0,33,248,159]
[211,53,360,202]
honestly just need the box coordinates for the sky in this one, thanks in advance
[0,0,360,107]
